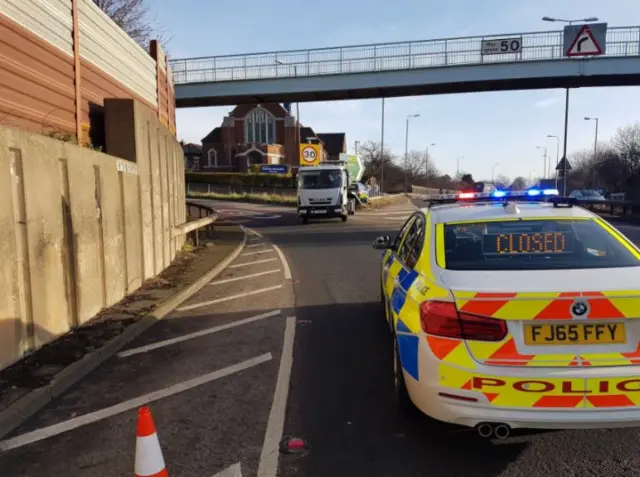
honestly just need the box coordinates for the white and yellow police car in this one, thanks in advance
[373,189,640,438]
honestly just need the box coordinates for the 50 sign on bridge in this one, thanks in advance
[481,37,523,55]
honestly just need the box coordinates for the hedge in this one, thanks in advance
[186,172,295,188]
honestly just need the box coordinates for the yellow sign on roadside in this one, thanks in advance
[299,144,322,166]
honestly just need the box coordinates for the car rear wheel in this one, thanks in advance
[393,335,414,413]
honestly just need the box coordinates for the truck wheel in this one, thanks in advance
[302,216,309,224]
[341,214,348,222]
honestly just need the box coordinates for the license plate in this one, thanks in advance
[312,210,327,214]
[523,322,626,345]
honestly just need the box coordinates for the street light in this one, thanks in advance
[585,116,600,186]
[536,145,548,179]
[380,99,385,194]
[546,134,560,185]
[456,156,464,177]
[542,15,599,195]
[275,60,300,148]
[404,113,420,193]
[425,143,435,190]
[491,162,500,184]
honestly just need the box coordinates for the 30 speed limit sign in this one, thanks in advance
[301,146,317,163]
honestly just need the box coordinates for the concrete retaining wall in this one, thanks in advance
[0,98,184,370]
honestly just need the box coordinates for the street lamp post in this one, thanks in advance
[404,113,420,193]
[536,146,548,179]
[425,143,435,190]
[380,98,385,194]
[547,134,560,186]
[275,60,300,149]
[585,116,600,186]
[457,156,464,177]
[492,162,499,184]
[542,15,599,195]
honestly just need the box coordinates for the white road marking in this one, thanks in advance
[257,316,296,477]
[246,242,265,248]
[177,285,283,312]
[0,354,273,452]
[229,257,278,269]
[244,226,293,281]
[117,310,282,358]
[247,235,262,241]
[271,244,292,280]
[212,463,242,477]
[209,269,281,285]
[244,227,264,238]
[240,249,274,257]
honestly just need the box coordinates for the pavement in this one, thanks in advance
[3,198,640,477]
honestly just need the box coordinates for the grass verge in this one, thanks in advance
[187,191,297,206]
[367,194,410,209]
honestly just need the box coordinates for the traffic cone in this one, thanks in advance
[134,406,169,477]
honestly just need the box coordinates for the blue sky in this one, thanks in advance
[153,0,640,181]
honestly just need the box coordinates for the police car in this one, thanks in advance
[373,189,640,438]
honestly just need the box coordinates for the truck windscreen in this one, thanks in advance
[299,170,342,189]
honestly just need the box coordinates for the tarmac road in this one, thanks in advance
[4,199,640,477]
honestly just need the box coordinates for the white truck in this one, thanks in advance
[296,160,359,224]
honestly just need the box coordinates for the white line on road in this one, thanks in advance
[0,354,273,452]
[244,226,293,281]
[244,226,263,238]
[229,257,278,269]
[177,285,283,312]
[257,316,296,477]
[246,242,265,248]
[210,269,281,285]
[240,249,274,257]
[117,310,282,358]
[212,463,243,477]
[271,244,292,280]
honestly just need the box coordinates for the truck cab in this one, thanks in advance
[296,163,355,224]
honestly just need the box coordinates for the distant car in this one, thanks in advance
[373,188,640,438]
[569,189,606,201]
[350,182,369,202]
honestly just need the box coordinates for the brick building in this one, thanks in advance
[185,103,346,172]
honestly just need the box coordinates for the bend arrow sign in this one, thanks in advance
[563,23,607,57]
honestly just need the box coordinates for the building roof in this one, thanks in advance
[202,127,222,143]
[182,143,202,154]
[300,126,317,142]
[317,133,346,156]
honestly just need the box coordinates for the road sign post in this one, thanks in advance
[563,23,607,57]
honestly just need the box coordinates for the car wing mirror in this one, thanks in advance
[372,235,392,250]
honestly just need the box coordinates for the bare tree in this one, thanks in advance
[93,0,168,49]
[510,176,527,190]
[493,174,511,188]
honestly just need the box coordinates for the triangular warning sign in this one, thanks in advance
[566,25,602,56]
[556,157,573,171]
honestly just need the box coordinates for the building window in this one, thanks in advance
[244,107,276,145]
[207,149,217,167]
[193,158,200,171]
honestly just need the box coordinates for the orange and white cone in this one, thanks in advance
[134,406,169,477]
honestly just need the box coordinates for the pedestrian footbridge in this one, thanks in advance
[170,26,640,107]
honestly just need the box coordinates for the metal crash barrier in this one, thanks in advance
[173,201,219,246]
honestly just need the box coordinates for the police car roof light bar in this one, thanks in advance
[423,189,572,207]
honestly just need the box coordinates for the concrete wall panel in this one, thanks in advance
[0,98,185,370]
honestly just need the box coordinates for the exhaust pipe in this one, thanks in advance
[476,422,493,438]
[493,424,511,439]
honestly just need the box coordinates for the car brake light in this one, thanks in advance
[419,300,507,342]
[458,192,475,199]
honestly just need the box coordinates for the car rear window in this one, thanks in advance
[441,219,640,270]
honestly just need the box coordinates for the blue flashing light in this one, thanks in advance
[492,190,507,198]
[527,189,541,196]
